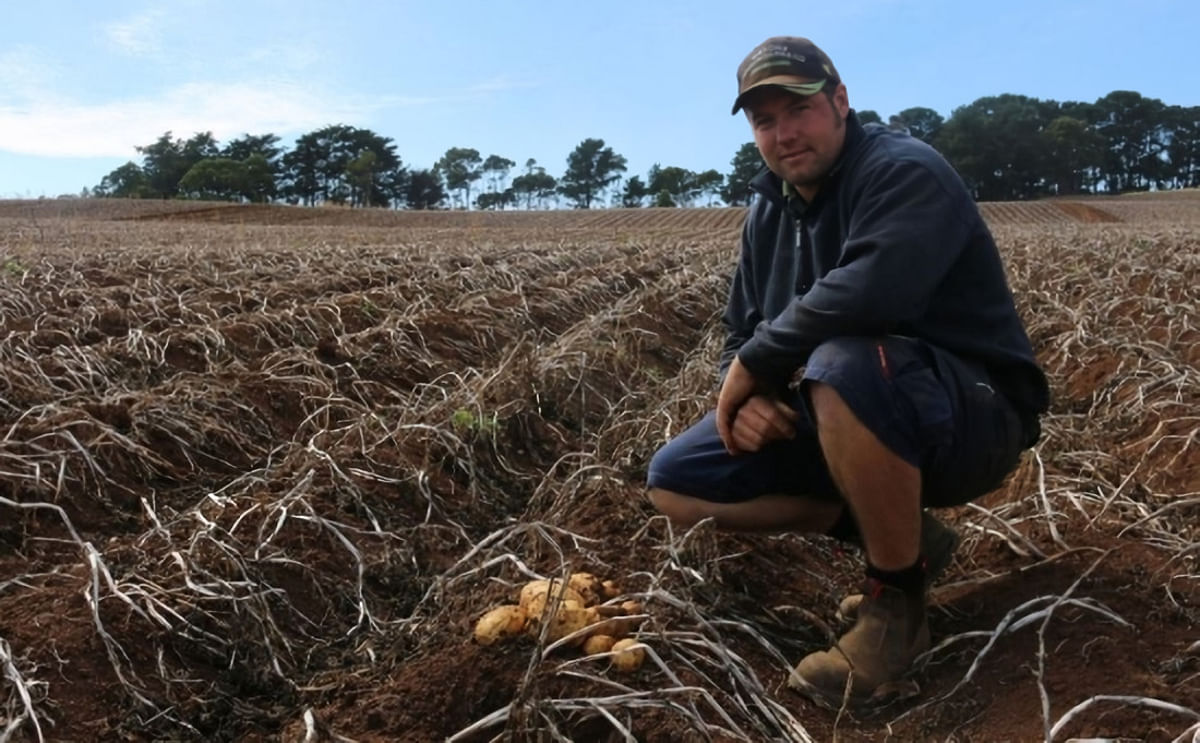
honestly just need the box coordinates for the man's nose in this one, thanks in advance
[775,114,799,145]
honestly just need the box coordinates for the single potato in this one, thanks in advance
[607,600,645,636]
[534,599,592,646]
[583,634,616,655]
[610,638,646,672]
[601,579,622,599]
[473,604,527,646]
[519,579,586,619]
[567,572,604,605]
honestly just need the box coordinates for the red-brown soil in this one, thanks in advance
[0,200,1196,742]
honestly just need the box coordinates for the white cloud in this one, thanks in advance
[104,8,168,57]
[0,80,375,158]
[0,37,533,160]
[0,71,532,159]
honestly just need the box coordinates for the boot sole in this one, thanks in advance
[787,669,921,711]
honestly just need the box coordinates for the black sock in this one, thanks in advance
[866,558,926,596]
[825,508,861,545]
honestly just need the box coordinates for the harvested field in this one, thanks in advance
[0,197,1197,742]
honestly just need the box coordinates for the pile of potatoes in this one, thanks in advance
[472,572,647,672]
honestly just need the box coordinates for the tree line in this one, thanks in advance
[863,90,1199,199]
[92,126,753,210]
[91,89,1198,208]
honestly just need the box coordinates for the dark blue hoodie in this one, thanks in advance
[721,111,1049,431]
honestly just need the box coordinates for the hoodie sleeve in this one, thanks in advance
[736,156,974,382]
[718,208,762,382]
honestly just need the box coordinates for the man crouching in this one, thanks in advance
[645,36,1049,709]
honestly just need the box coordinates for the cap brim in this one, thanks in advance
[731,76,828,115]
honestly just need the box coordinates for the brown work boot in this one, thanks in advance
[836,510,959,623]
[789,578,930,709]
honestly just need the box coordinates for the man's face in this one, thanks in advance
[745,83,850,199]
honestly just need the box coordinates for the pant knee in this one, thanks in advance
[645,448,679,497]
[807,337,882,381]
[801,337,882,422]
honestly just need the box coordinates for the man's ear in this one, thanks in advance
[833,83,850,118]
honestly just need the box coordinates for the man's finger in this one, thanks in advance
[731,426,762,453]
[739,404,790,441]
[773,398,799,421]
[715,402,739,455]
[716,357,757,455]
[730,411,771,451]
[742,397,796,439]
[730,406,793,454]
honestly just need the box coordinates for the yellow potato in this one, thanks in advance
[520,579,586,620]
[567,572,604,605]
[601,579,622,599]
[583,606,601,626]
[585,611,622,638]
[533,599,592,646]
[473,604,527,646]
[583,634,616,655]
[606,600,645,636]
[611,638,646,672]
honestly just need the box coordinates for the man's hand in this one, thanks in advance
[716,357,796,454]
[729,395,798,453]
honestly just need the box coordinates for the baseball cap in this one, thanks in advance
[731,36,841,115]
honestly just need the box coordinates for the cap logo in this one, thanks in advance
[747,46,804,63]
[745,57,800,77]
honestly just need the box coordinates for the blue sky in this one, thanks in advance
[1,0,1196,198]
